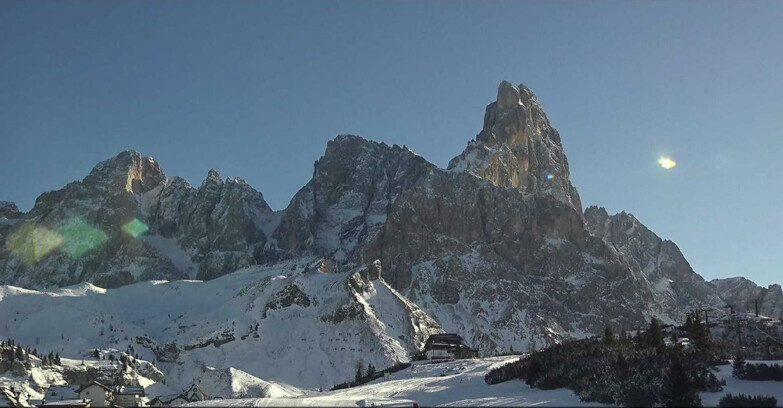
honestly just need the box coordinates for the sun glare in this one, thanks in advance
[658,157,676,170]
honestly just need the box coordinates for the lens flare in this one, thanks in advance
[658,157,677,170]
[122,218,149,238]
[545,173,555,180]
[5,223,64,266]
[58,217,107,258]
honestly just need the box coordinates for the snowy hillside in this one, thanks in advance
[181,358,783,407]
[0,353,162,402]
[185,357,609,407]
[0,258,440,394]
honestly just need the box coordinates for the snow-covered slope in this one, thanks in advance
[182,358,783,407]
[0,258,440,393]
[700,361,783,407]
[185,357,610,407]
[0,352,162,403]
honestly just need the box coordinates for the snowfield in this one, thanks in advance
[0,258,441,396]
[180,358,783,407]
[184,357,609,407]
[700,361,783,407]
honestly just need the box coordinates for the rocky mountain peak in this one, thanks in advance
[448,81,582,211]
[0,201,21,219]
[85,150,166,195]
[711,277,783,317]
[201,169,224,189]
[496,80,522,109]
[585,206,724,314]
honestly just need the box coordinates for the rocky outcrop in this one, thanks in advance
[584,205,724,317]
[448,81,582,211]
[711,277,783,318]
[0,202,21,219]
[0,151,275,287]
[271,135,433,264]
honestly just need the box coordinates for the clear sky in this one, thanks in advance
[1,1,781,286]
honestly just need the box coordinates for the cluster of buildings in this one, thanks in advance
[0,382,211,408]
[1,333,479,407]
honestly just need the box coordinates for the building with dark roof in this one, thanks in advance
[422,333,479,360]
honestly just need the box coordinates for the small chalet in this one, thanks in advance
[77,382,112,407]
[182,383,210,402]
[148,383,211,407]
[422,333,479,360]
[113,386,144,407]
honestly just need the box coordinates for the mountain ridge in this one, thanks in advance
[1,80,778,356]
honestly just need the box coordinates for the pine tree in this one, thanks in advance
[55,352,61,365]
[662,356,701,407]
[367,363,376,379]
[603,325,615,346]
[733,352,746,378]
[649,318,665,349]
[355,365,364,383]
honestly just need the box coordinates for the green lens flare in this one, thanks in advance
[58,217,108,258]
[5,223,64,266]
[122,218,149,238]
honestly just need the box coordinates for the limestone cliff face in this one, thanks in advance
[448,81,582,212]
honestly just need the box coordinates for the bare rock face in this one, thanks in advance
[711,277,783,318]
[265,82,669,353]
[271,135,433,264]
[148,169,275,280]
[0,151,185,288]
[448,81,582,212]
[0,151,275,287]
[0,202,21,219]
[584,205,725,317]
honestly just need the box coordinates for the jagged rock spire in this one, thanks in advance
[448,81,582,212]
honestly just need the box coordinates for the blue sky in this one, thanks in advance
[1,1,781,286]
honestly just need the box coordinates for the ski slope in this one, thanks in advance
[185,357,609,407]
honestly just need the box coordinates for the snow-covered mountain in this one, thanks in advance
[0,79,779,367]
[0,258,440,392]
[0,151,280,288]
